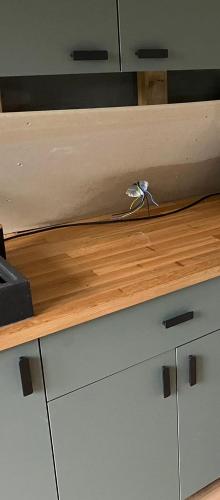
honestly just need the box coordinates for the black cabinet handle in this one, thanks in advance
[71,50,108,61]
[162,366,171,398]
[163,311,194,329]
[19,357,33,397]
[189,355,197,387]
[0,226,6,259]
[135,49,168,59]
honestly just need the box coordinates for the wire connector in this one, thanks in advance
[113,180,159,219]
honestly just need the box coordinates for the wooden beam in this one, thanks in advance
[137,71,168,105]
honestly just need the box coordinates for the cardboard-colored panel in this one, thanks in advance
[0,101,220,233]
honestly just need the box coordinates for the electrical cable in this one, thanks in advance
[4,192,220,242]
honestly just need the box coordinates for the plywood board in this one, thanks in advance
[0,101,220,233]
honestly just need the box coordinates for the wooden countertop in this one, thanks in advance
[2,196,220,351]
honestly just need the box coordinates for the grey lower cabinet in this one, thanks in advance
[0,1,119,76]
[0,341,57,500]
[45,329,220,500]
[177,330,220,499]
[49,350,179,500]
[118,0,220,71]
[40,278,220,500]
[1,285,220,499]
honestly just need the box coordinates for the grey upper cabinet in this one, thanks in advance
[0,341,57,500]
[49,350,179,500]
[118,0,220,71]
[0,1,120,76]
[177,330,220,499]
[1,1,220,76]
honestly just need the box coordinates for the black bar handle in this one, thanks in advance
[19,357,33,397]
[0,226,6,259]
[162,366,171,398]
[135,48,168,59]
[189,355,197,387]
[163,311,194,329]
[71,50,108,61]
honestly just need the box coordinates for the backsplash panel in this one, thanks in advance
[0,101,220,233]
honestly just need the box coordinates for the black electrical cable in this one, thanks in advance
[4,192,220,242]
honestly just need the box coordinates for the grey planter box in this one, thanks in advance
[0,257,33,327]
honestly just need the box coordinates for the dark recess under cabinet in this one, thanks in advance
[1,70,220,112]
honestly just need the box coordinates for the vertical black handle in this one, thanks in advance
[189,355,197,387]
[0,226,6,259]
[19,357,33,397]
[162,366,171,398]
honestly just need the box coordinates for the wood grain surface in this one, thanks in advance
[1,196,220,351]
[137,71,168,105]
[187,479,220,499]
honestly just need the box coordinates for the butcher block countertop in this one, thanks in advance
[2,196,220,352]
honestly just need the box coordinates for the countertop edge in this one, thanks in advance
[0,267,219,352]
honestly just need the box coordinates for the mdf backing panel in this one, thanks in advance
[0,102,220,233]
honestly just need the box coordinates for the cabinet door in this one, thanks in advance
[0,341,57,500]
[0,1,119,76]
[177,331,220,499]
[49,351,179,500]
[119,0,220,71]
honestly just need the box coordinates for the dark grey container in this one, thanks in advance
[0,256,33,327]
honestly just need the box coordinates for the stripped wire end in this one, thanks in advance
[112,180,159,219]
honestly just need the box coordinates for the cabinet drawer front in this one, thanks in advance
[48,351,179,500]
[0,0,119,76]
[0,342,57,500]
[177,330,220,499]
[119,0,220,71]
[41,277,220,400]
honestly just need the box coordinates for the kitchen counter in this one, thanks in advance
[2,196,220,351]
